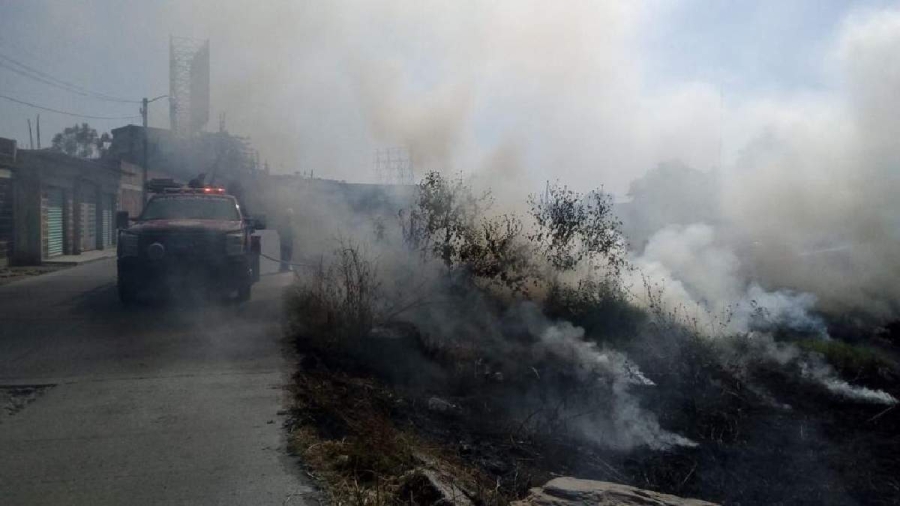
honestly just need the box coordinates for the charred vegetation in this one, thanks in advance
[284,172,899,506]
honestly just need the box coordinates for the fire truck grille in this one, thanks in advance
[139,233,223,260]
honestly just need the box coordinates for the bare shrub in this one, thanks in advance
[287,241,381,347]
[401,171,536,292]
[528,183,628,276]
[399,171,489,266]
[545,276,645,343]
[461,214,536,293]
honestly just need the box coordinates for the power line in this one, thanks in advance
[0,93,141,120]
[0,52,140,104]
[0,60,136,103]
[0,53,140,103]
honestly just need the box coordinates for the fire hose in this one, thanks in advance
[258,252,312,269]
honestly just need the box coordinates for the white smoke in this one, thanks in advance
[816,376,898,405]
[629,223,827,336]
[626,224,897,406]
[716,8,900,318]
[519,303,696,450]
[8,2,900,317]
[728,333,898,406]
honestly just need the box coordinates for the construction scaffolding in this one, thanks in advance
[169,36,210,136]
[373,147,414,185]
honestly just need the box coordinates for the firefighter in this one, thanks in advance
[278,208,295,272]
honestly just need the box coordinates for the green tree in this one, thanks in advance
[50,123,110,158]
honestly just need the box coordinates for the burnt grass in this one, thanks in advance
[288,323,900,506]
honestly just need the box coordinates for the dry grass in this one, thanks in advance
[288,368,504,506]
[797,339,897,382]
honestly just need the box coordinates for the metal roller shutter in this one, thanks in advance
[81,201,96,252]
[47,188,64,257]
[101,195,113,247]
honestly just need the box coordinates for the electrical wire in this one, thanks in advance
[0,93,140,120]
[0,52,140,104]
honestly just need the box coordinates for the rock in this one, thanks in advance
[427,396,459,414]
[512,477,718,506]
[398,468,474,506]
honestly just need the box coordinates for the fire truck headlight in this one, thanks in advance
[119,232,139,257]
[225,232,244,256]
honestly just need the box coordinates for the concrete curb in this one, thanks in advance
[43,251,116,267]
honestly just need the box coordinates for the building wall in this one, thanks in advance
[0,169,13,267]
[40,187,48,259]
[12,170,41,265]
[119,160,144,218]
[118,160,182,218]
[10,150,122,263]
[64,189,74,254]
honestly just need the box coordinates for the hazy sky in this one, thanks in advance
[0,0,895,189]
[4,1,900,317]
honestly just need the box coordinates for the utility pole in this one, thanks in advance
[36,114,41,149]
[27,119,34,149]
[141,97,148,207]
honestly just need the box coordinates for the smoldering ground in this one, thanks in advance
[278,167,898,504]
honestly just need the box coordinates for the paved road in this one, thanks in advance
[0,231,316,505]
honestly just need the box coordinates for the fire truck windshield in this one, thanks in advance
[140,196,240,221]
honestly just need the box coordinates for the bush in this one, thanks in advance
[399,171,488,267]
[544,277,645,344]
[528,183,628,276]
[400,173,628,294]
[287,241,381,348]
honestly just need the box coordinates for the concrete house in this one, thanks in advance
[0,138,15,267]
[0,138,122,265]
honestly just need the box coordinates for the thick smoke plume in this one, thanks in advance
[129,2,900,323]
[628,223,827,336]
[11,3,900,318]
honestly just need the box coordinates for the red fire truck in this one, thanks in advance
[116,183,264,304]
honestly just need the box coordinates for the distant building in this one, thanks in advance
[0,138,122,265]
[0,138,16,266]
[109,124,255,187]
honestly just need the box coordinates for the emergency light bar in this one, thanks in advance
[161,187,227,195]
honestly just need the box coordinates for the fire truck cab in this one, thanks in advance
[116,184,265,304]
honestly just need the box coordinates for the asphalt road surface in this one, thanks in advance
[0,231,316,505]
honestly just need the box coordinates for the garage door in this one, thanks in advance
[101,194,113,247]
[81,201,96,252]
[47,188,64,257]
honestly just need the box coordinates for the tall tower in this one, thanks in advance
[169,36,210,136]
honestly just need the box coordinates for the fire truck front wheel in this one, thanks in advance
[236,282,251,302]
[118,279,137,305]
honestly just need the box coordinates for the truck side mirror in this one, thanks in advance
[116,211,130,229]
